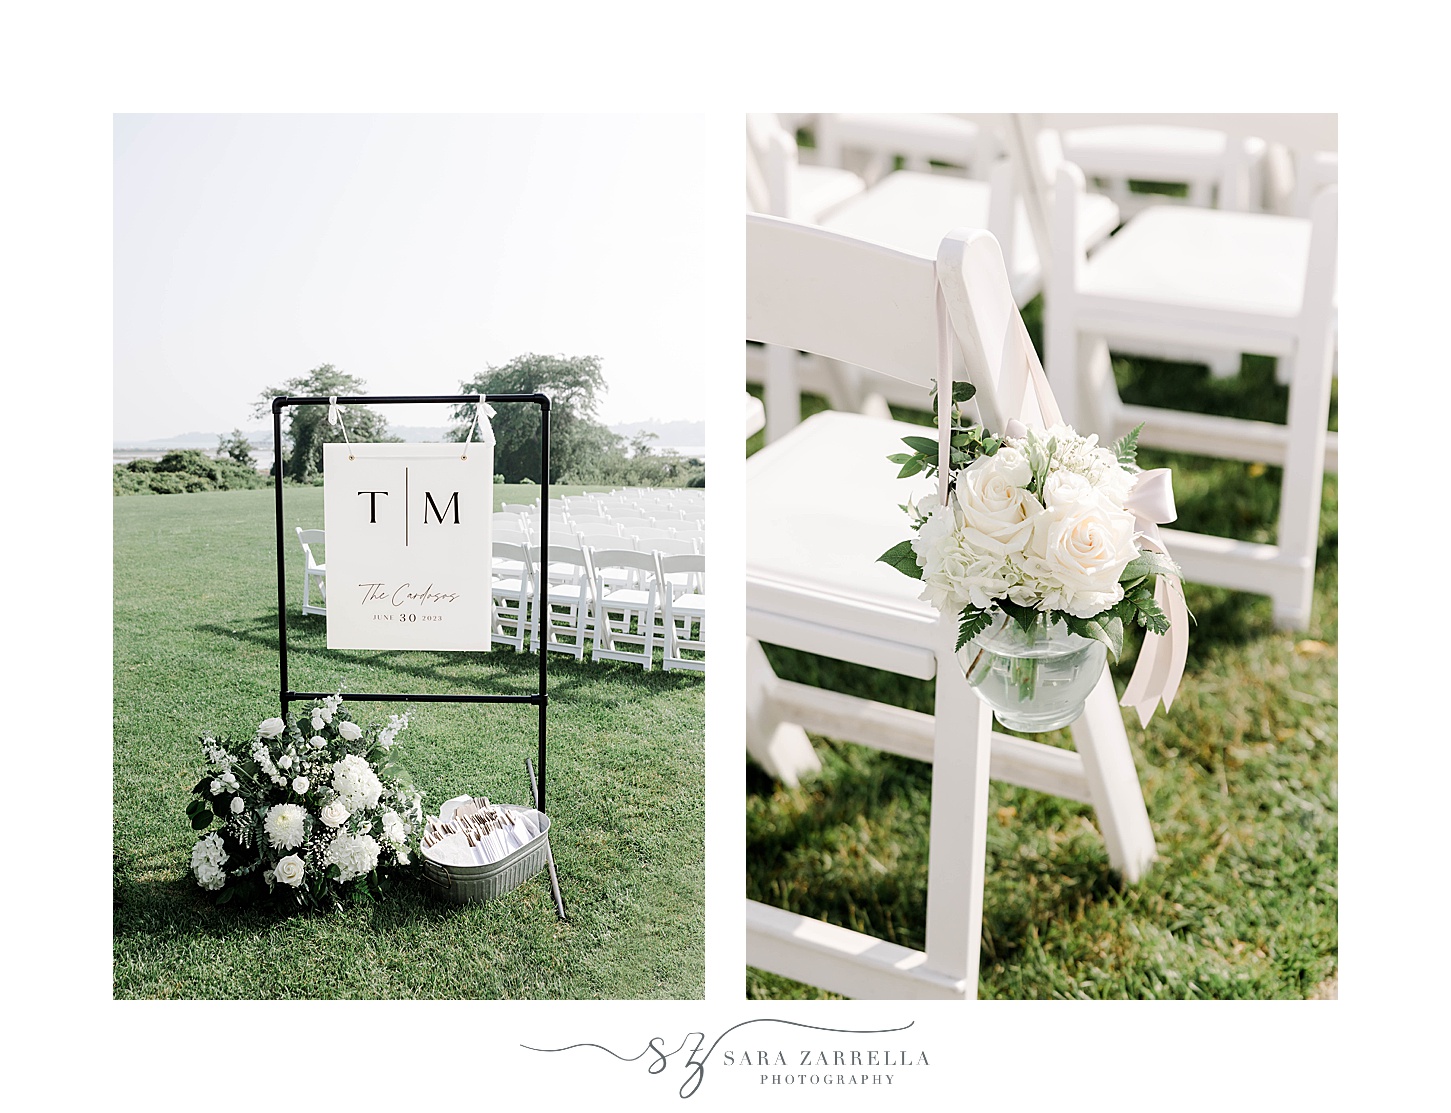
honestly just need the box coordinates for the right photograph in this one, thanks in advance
[744,113,1338,1000]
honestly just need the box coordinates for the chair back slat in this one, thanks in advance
[748,213,941,387]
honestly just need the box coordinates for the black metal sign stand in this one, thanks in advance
[270,392,564,919]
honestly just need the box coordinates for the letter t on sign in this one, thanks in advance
[358,491,389,523]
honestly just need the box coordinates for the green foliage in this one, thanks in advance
[1112,423,1144,468]
[217,429,256,467]
[254,364,399,483]
[452,351,702,484]
[451,353,613,484]
[114,449,271,496]
[876,540,924,580]
[451,354,704,488]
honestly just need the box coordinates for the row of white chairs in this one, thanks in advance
[291,528,705,671]
[748,112,1337,630]
[491,542,706,672]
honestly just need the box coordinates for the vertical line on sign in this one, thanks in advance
[405,466,410,547]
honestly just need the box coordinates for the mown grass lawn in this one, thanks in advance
[745,328,1338,999]
[113,483,704,999]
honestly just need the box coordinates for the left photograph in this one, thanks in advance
[113,114,713,999]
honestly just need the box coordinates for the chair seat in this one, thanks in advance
[667,591,706,616]
[748,411,942,652]
[1060,125,1264,180]
[789,163,866,223]
[1080,205,1316,320]
[820,171,1118,298]
[601,587,652,609]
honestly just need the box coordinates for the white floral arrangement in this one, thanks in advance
[879,381,1179,659]
[184,696,424,910]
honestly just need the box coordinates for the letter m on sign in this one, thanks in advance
[424,491,460,524]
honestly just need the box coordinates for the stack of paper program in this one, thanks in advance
[419,796,544,868]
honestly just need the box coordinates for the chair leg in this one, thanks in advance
[922,640,992,992]
[1271,328,1336,630]
[746,639,821,787]
[1069,672,1156,883]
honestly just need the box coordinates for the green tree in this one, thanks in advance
[254,364,397,482]
[217,428,256,468]
[449,353,620,484]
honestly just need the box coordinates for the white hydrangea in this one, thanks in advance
[191,833,229,891]
[331,754,382,813]
[263,803,309,850]
[323,832,380,882]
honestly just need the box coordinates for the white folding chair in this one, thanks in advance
[1052,115,1269,217]
[529,544,595,660]
[746,212,1156,999]
[588,548,661,670]
[294,528,326,616]
[817,114,1120,308]
[490,526,531,580]
[648,536,699,594]
[747,112,865,222]
[1035,113,1338,629]
[490,541,533,653]
[655,551,705,673]
[814,112,987,184]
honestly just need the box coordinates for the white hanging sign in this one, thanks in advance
[322,442,493,650]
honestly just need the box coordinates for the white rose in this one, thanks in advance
[257,717,286,739]
[310,736,326,749]
[311,715,325,732]
[1028,492,1137,618]
[292,776,310,795]
[230,796,245,815]
[321,801,349,828]
[954,451,1041,557]
[221,772,238,788]
[273,854,306,888]
[210,780,223,796]
[278,754,292,770]
[337,720,363,742]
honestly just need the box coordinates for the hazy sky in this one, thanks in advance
[114,114,734,442]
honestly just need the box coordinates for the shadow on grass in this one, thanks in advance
[113,858,566,947]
